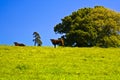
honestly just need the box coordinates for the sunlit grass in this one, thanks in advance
[0,46,120,80]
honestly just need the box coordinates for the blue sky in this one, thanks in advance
[0,0,120,46]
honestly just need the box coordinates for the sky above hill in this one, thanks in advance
[0,0,120,46]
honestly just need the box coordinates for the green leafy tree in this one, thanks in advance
[54,6,120,47]
[33,32,42,46]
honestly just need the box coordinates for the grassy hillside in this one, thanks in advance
[0,46,120,80]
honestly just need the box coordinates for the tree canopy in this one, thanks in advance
[54,6,120,47]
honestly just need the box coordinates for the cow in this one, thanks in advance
[50,38,64,48]
[14,42,26,46]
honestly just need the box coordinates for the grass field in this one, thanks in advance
[0,46,120,80]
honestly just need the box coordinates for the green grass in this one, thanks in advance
[0,46,120,80]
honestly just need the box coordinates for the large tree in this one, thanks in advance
[54,6,120,47]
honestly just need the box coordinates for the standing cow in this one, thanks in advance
[50,38,64,48]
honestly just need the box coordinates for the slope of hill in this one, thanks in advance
[0,46,120,80]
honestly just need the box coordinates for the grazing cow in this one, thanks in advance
[50,38,64,48]
[14,42,26,46]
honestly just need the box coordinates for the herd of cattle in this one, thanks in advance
[14,38,64,48]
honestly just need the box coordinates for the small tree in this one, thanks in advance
[33,32,42,46]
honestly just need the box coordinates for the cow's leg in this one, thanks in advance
[54,44,56,48]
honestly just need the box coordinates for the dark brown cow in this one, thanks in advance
[50,38,64,48]
[14,42,26,46]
